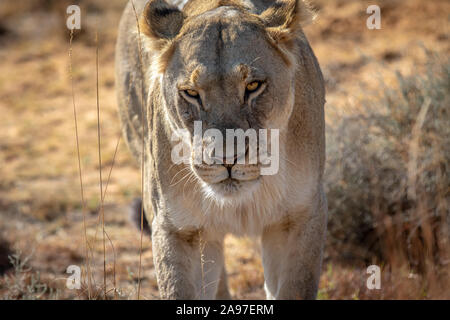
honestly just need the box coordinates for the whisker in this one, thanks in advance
[169,166,191,185]
[279,154,303,171]
[183,172,197,200]
[170,170,193,188]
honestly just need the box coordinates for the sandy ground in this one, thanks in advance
[0,0,448,299]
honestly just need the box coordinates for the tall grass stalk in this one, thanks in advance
[69,28,92,300]
[131,0,146,300]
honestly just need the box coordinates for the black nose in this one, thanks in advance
[224,163,233,175]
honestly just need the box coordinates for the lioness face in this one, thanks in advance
[143,3,300,202]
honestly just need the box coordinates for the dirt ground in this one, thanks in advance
[0,0,448,299]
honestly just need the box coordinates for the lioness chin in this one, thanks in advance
[116,0,327,299]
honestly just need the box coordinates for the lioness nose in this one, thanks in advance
[224,160,234,175]
[204,136,250,167]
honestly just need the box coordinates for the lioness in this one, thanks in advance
[116,0,327,299]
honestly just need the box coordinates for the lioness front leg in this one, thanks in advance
[151,216,224,299]
[261,193,327,300]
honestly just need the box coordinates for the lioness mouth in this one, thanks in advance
[220,177,240,184]
[216,177,242,194]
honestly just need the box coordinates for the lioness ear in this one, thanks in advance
[140,0,184,40]
[260,0,315,44]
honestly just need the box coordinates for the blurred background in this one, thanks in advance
[0,0,448,299]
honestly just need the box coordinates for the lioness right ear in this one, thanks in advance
[140,0,184,40]
[259,0,315,44]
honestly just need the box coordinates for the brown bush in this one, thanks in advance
[325,51,449,276]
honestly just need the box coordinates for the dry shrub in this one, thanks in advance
[1,251,59,300]
[325,51,449,278]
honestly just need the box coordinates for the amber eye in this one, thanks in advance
[246,81,261,92]
[185,89,199,98]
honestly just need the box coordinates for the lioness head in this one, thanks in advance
[140,0,314,202]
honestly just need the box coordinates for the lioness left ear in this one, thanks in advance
[140,0,184,41]
[259,0,315,44]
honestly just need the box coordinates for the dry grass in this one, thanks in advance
[325,53,449,299]
[0,0,449,299]
[1,251,60,300]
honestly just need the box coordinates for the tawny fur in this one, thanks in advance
[116,0,327,300]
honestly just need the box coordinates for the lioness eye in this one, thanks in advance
[185,89,199,98]
[246,81,260,92]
